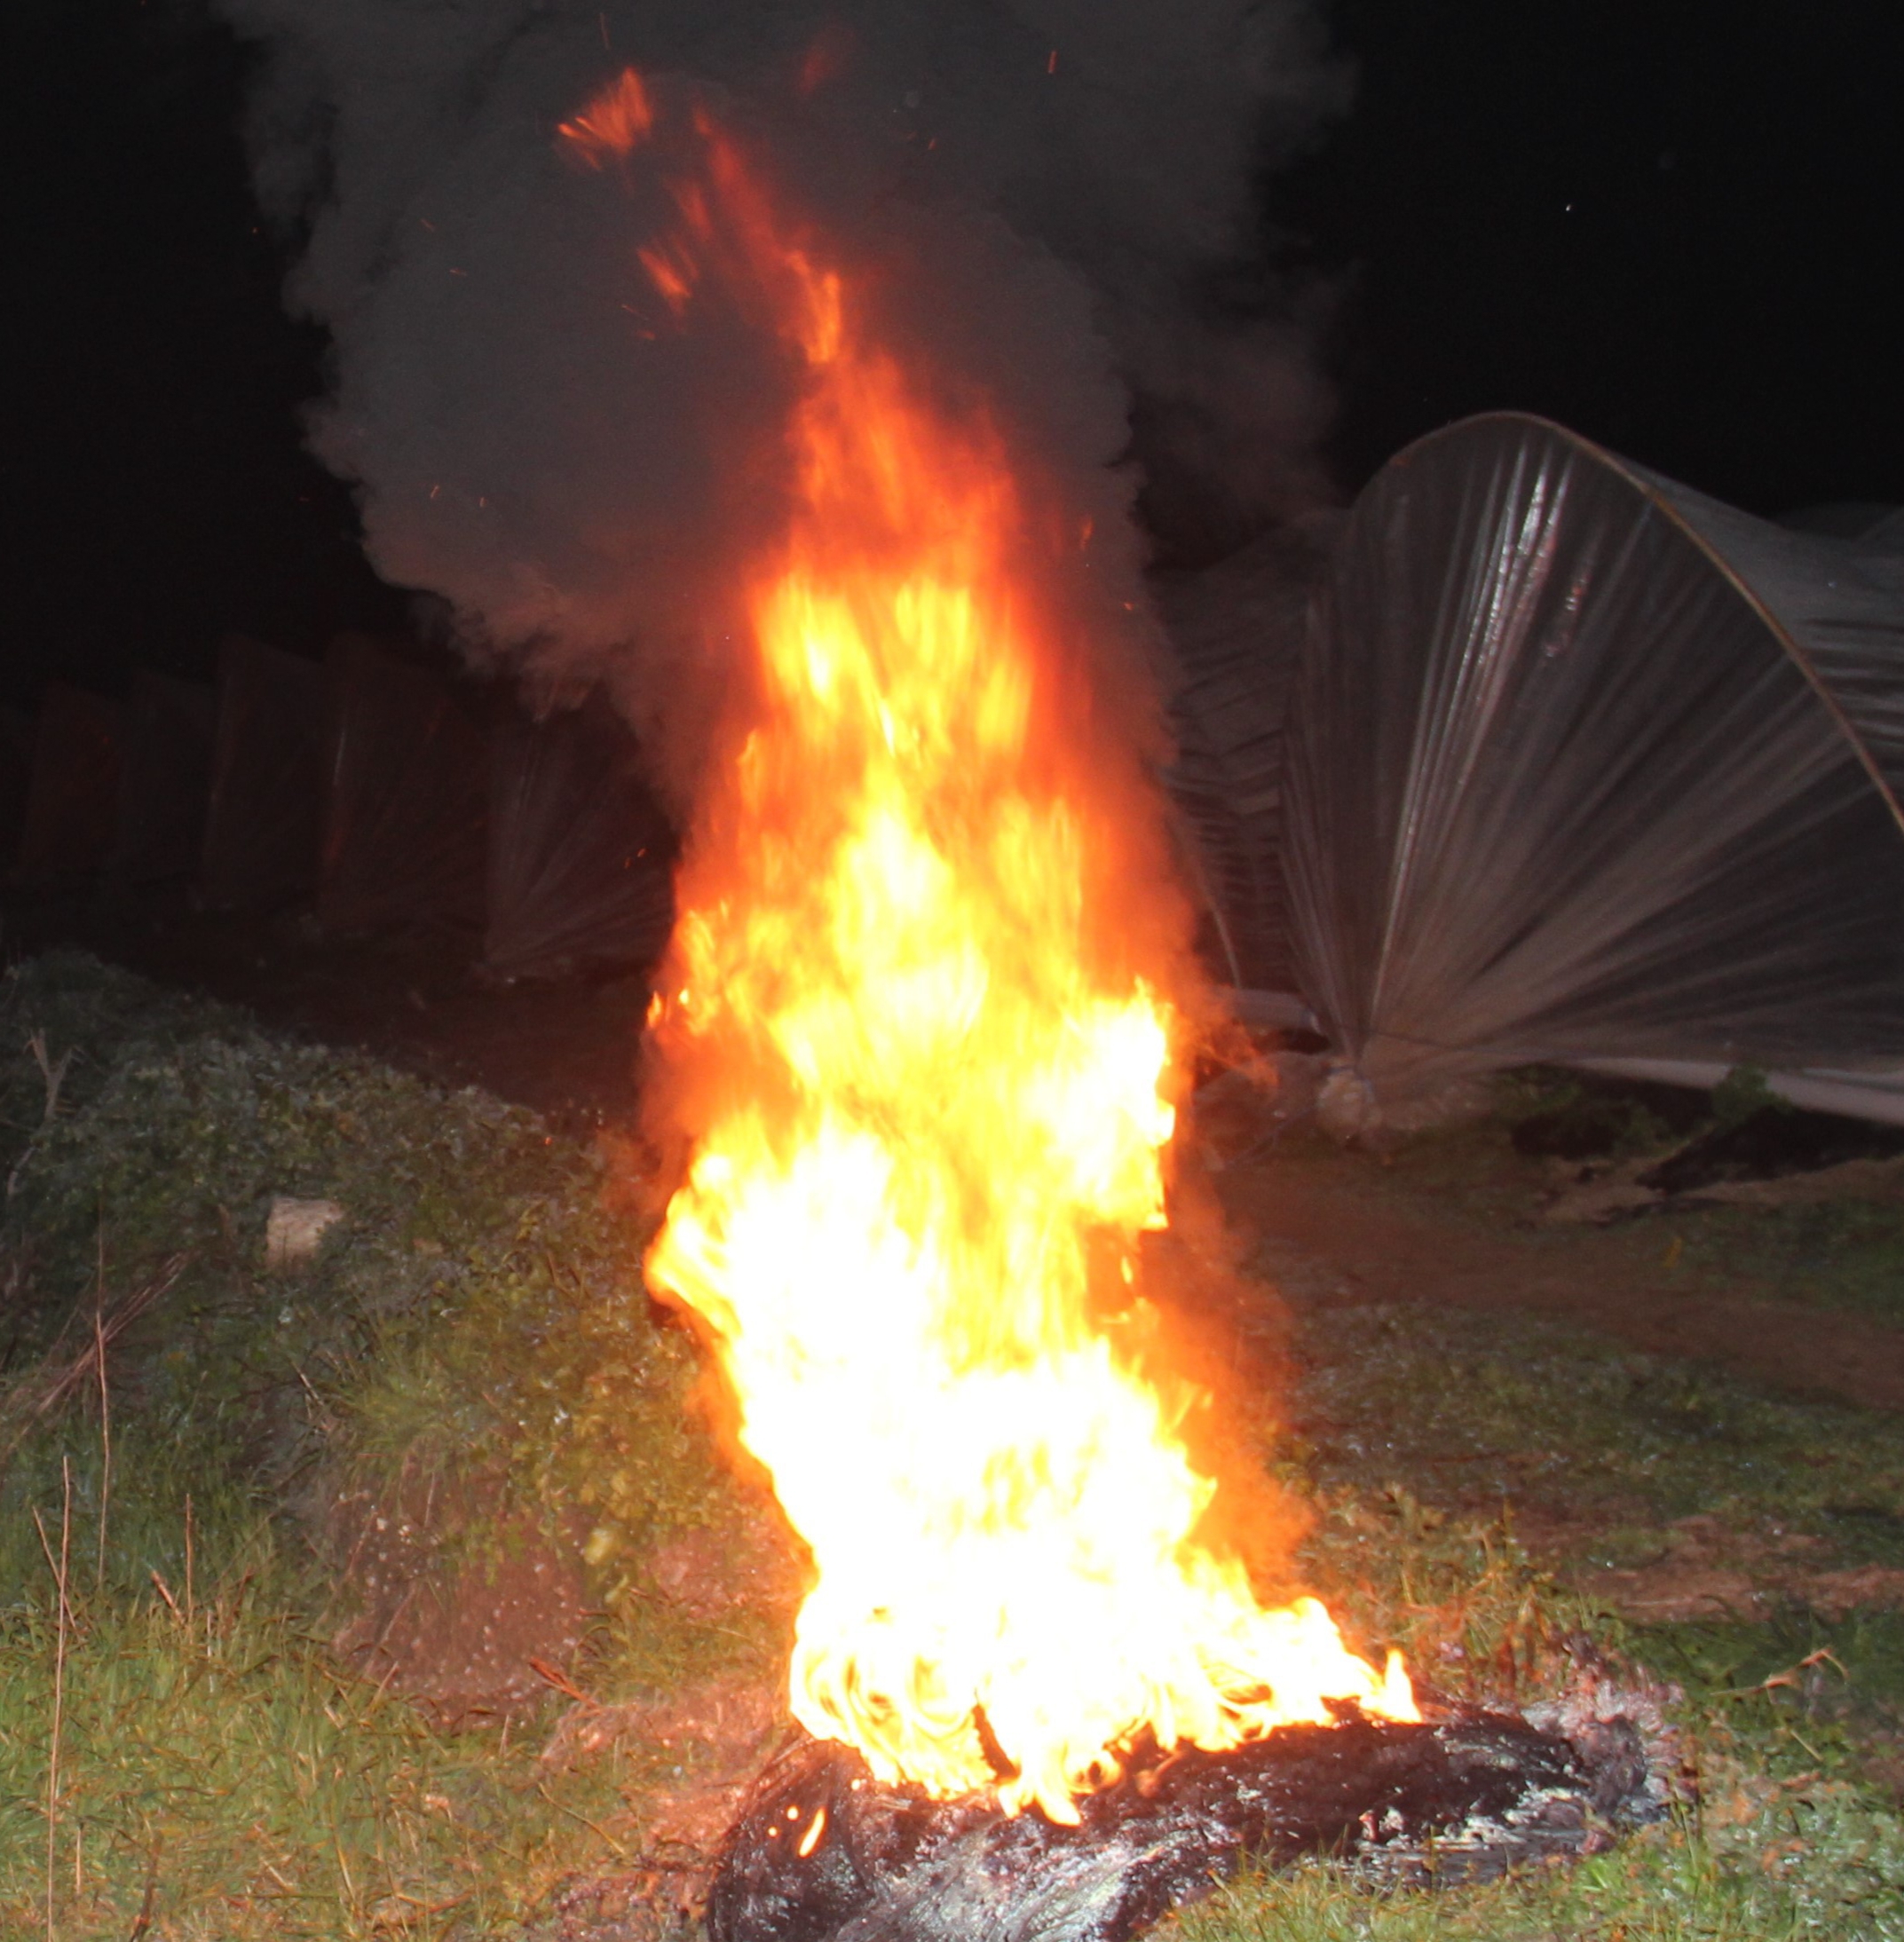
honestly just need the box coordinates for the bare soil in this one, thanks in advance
[1217,1145,1904,1415]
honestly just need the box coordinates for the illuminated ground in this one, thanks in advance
[5,949,1904,1934]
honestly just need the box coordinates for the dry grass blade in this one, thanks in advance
[94,1231,112,1593]
[31,1456,74,1942]
[27,1030,74,1127]
[5,1032,75,1201]
[127,1845,161,1939]
[0,1252,189,1471]
[528,1655,596,1705]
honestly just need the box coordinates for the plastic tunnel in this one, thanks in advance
[111,671,216,886]
[200,636,329,912]
[317,638,488,938]
[1153,522,1336,997]
[1282,412,1904,1115]
[482,691,675,981]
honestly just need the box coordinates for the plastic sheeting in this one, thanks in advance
[318,638,488,937]
[13,684,124,882]
[201,636,328,912]
[110,671,215,886]
[1153,522,1336,993]
[1284,412,1904,1106]
[483,692,675,980]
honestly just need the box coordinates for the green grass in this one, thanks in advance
[7,955,1904,1935]
[1170,1348,1904,1940]
[0,1551,652,1940]
[0,950,742,1611]
[1173,1804,1904,1941]
[1671,1201,1904,1323]
[1277,1303,1904,1568]
[0,952,757,1936]
[1165,1598,1904,1940]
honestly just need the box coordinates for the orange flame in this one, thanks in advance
[572,70,1417,1824]
[557,68,654,165]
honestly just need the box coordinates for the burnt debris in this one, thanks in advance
[707,1676,1677,1942]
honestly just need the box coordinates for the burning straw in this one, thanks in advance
[568,63,1419,1835]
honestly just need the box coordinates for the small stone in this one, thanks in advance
[265,1196,346,1270]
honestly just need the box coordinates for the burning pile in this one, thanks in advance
[577,67,1417,1828]
[567,67,1672,1942]
[707,1670,1678,1942]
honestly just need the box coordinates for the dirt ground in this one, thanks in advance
[1217,1150,1904,1415]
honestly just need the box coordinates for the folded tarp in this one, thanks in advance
[1284,411,1904,1110]
[317,637,488,937]
[482,691,674,980]
[110,671,215,886]
[1152,520,1337,993]
[12,683,123,883]
[200,636,328,912]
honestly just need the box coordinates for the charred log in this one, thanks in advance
[708,1688,1673,1942]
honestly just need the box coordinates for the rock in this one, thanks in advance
[265,1195,345,1270]
[1315,1064,1377,1142]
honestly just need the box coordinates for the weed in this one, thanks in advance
[1709,1064,1791,1134]
[1673,1199,1904,1323]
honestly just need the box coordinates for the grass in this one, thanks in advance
[5,955,1904,1935]
[1174,1804,1904,1941]
[1672,1200,1904,1322]
[1277,1303,1904,1569]
[1165,1070,1904,1938]
[0,951,760,1937]
[1167,1592,1904,1939]
[0,1557,644,1939]
[1166,1315,1904,1939]
[0,950,745,1606]
[0,1573,755,1940]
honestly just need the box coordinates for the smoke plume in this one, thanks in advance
[217,0,1346,780]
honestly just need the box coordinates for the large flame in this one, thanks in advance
[571,70,1415,1825]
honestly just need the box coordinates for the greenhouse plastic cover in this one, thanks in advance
[317,638,489,937]
[110,671,215,886]
[1284,412,1904,1107]
[482,691,674,980]
[1152,521,1336,993]
[13,684,123,882]
[200,636,328,912]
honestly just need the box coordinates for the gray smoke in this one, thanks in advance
[218,0,1346,782]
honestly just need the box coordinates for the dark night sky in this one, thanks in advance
[4,0,1900,707]
[3,0,408,707]
[1276,0,1904,515]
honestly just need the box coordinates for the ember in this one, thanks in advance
[583,62,1418,1828]
[707,1662,1677,1942]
